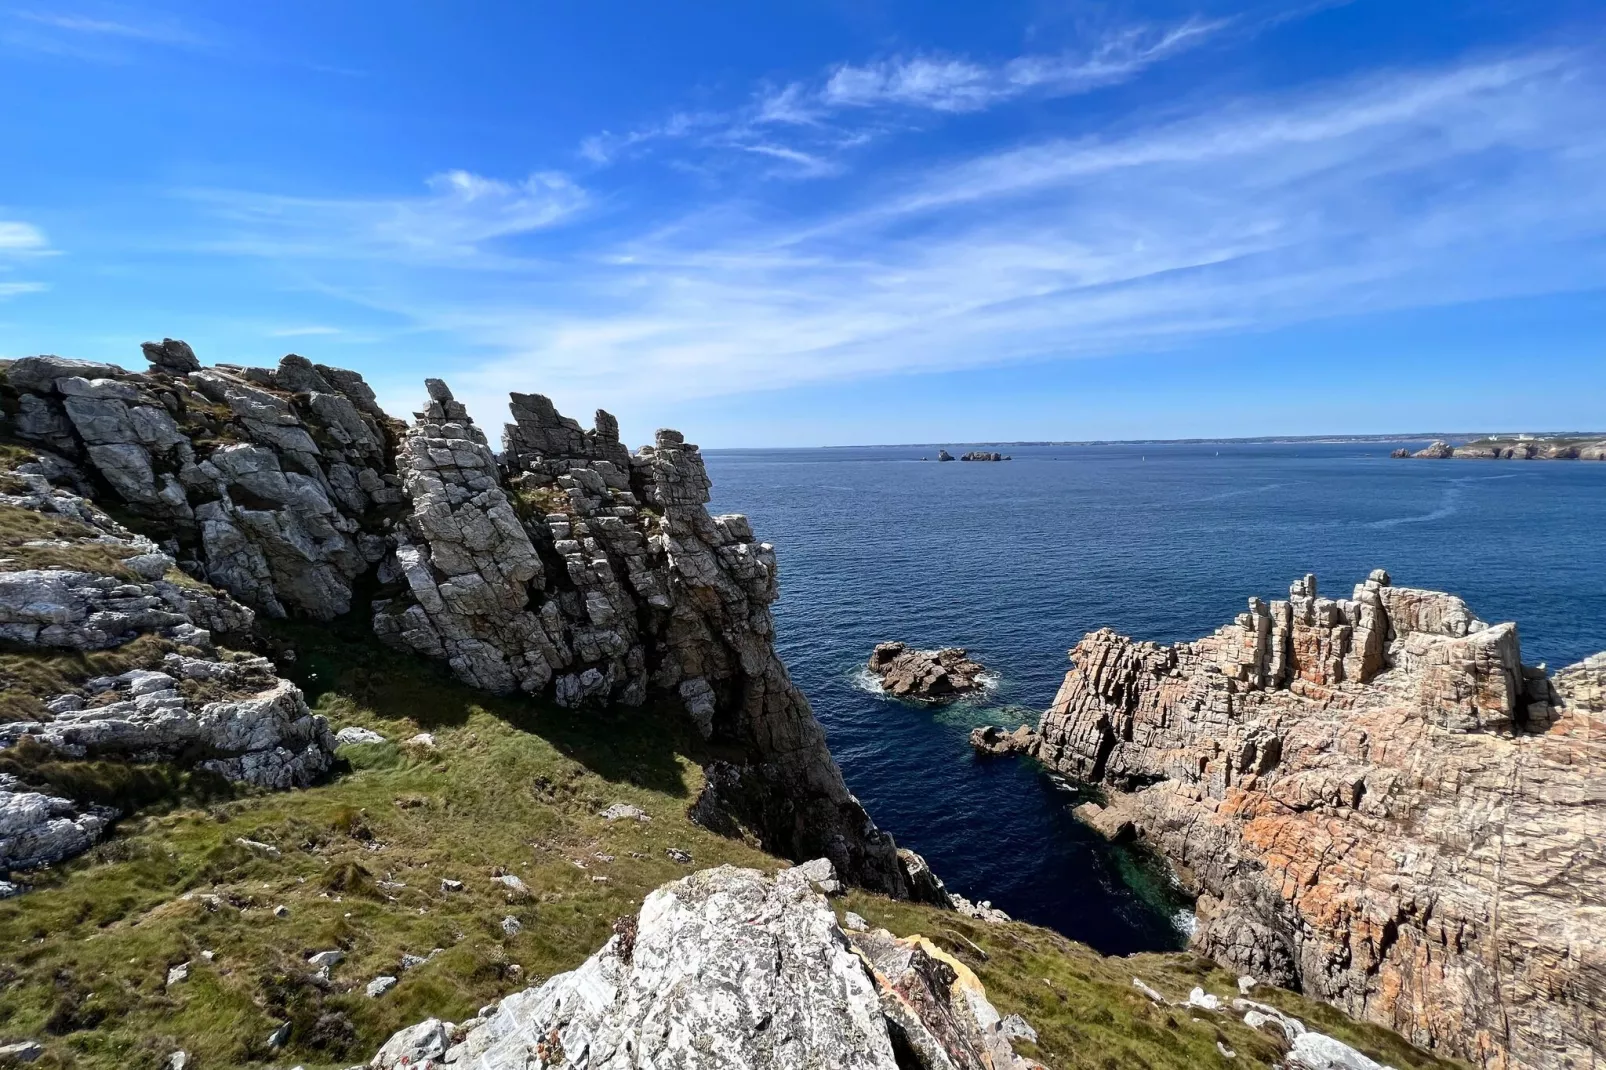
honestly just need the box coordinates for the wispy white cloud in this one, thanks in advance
[0,218,51,301]
[822,18,1226,112]
[0,220,49,251]
[2,7,208,59]
[575,16,1224,177]
[188,170,587,264]
[187,45,1606,435]
[11,9,200,44]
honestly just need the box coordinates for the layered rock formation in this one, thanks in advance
[868,642,989,702]
[370,862,1039,1070]
[0,343,914,898]
[370,380,910,895]
[1021,571,1605,1069]
[0,454,335,880]
[960,451,1010,461]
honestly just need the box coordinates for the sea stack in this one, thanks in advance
[867,642,988,702]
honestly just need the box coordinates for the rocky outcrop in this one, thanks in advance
[937,450,955,462]
[1,343,915,899]
[370,863,1038,1070]
[2,351,402,620]
[969,724,1037,756]
[372,381,910,895]
[868,642,989,702]
[0,458,335,878]
[959,451,1010,461]
[1,655,334,789]
[1026,570,1606,1069]
[1411,441,1453,458]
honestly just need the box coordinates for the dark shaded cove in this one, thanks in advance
[704,441,1606,956]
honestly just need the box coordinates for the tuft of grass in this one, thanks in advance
[0,633,175,724]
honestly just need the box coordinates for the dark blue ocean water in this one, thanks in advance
[704,442,1606,955]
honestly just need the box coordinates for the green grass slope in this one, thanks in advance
[0,622,1466,1070]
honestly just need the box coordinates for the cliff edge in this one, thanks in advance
[0,343,910,898]
[1027,570,1605,1069]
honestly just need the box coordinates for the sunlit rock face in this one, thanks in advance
[1031,570,1606,1070]
[2,343,912,897]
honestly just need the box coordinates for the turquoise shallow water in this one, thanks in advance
[703,442,1606,955]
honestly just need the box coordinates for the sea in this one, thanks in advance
[703,441,1606,956]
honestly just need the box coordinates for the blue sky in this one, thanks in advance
[2,1,1603,446]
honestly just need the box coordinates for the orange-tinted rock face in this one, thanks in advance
[1032,572,1605,1070]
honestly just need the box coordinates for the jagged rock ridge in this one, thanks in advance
[1022,570,1605,1070]
[0,343,914,898]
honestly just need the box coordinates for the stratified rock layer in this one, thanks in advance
[370,863,1037,1070]
[1030,571,1605,1070]
[372,382,910,896]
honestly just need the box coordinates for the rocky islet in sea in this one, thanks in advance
[867,641,990,702]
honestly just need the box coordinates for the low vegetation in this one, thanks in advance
[0,621,1466,1069]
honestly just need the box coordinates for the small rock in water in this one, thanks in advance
[367,975,398,998]
[866,642,989,702]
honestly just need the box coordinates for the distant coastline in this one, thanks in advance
[708,432,1606,451]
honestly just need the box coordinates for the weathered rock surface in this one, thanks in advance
[3,348,401,620]
[1411,441,1453,459]
[1029,570,1606,1069]
[1,343,915,899]
[959,451,1010,461]
[1,654,334,789]
[370,863,1038,1070]
[868,642,989,702]
[374,382,911,895]
[969,724,1037,756]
